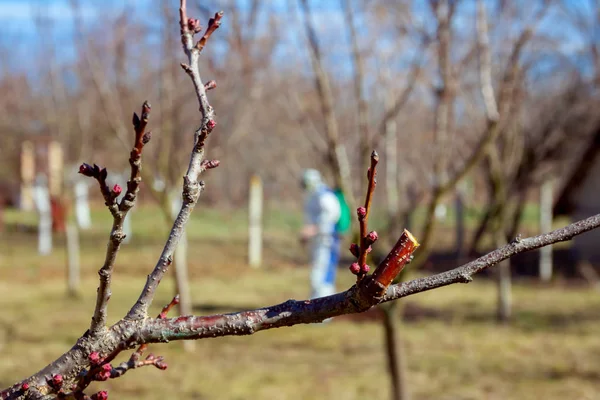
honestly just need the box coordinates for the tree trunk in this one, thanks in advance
[539,179,553,282]
[506,190,525,240]
[384,81,401,240]
[495,233,512,323]
[66,223,80,298]
[382,304,410,400]
[171,194,194,351]
[454,183,466,262]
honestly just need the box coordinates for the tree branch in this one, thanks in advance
[136,213,600,344]
[79,101,152,336]
[476,0,499,121]
[298,0,355,208]
[126,0,221,321]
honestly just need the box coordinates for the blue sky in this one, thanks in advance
[0,0,593,83]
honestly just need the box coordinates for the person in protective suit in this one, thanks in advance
[300,169,341,299]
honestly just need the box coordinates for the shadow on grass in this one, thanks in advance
[340,301,600,334]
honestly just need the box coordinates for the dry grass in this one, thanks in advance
[1,206,599,399]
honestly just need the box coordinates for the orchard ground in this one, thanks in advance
[0,204,599,399]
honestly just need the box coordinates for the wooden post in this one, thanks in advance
[248,174,263,268]
[48,141,64,197]
[539,179,553,282]
[20,141,35,211]
[33,175,52,255]
[66,222,80,297]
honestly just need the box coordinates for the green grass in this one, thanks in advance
[0,204,597,399]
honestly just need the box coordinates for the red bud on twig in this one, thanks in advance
[349,243,360,258]
[357,206,367,220]
[187,18,202,33]
[91,391,108,400]
[141,101,151,120]
[79,163,94,177]
[204,80,217,90]
[89,352,101,365]
[51,374,63,388]
[142,131,152,145]
[349,263,360,275]
[365,231,378,245]
[201,159,220,170]
[156,361,168,370]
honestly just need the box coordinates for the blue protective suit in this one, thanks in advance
[303,170,341,299]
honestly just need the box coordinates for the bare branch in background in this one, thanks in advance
[414,1,550,262]
[342,0,371,178]
[476,0,499,121]
[298,0,355,206]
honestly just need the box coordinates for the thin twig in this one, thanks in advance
[120,101,151,214]
[85,101,153,336]
[357,151,379,278]
[126,0,221,320]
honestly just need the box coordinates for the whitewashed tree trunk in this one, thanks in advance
[74,180,92,230]
[496,233,512,322]
[34,175,52,255]
[170,193,194,351]
[539,180,553,282]
[66,222,80,297]
[248,175,263,268]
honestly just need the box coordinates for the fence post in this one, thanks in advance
[20,141,35,211]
